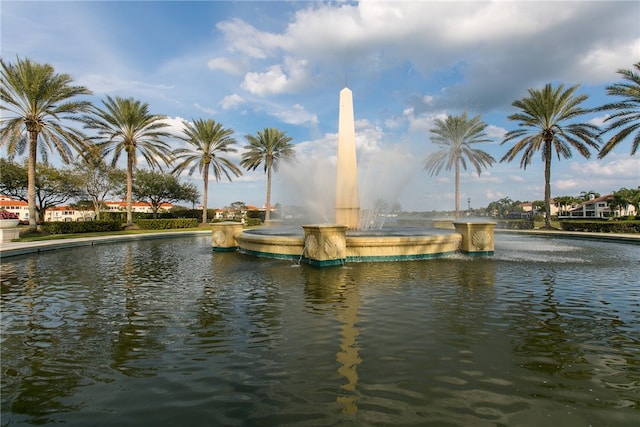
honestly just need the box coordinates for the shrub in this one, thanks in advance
[494,219,534,230]
[560,220,640,233]
[0,210,19,220]
[135,218,199,230]
[245,218,262,226]
[41,221,123,234]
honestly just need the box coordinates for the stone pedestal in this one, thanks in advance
[453,221,496,255]
[302,224,348,267]
[211,221,243,252]
[0,227,20,243]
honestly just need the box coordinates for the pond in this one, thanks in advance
[1,234,639,426]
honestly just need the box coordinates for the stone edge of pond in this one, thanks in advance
[495,228,640,244]
[1,229,638,260]
[0,230,212,259]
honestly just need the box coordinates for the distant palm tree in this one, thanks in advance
[241,128,295,222]
[172,119,243,224]
[82,96,173,226]
[500,83,600,229]
[596,62,640,158]
[579,190,600,201]
[0,57,92,231]
[424,113,495,218]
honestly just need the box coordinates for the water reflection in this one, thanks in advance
[303,267,362,413]
[1,235,639,426]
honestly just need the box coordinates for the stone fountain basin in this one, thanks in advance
[236,226,462,262]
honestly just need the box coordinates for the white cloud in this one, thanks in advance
[555,179,582,191]
[486,125,507,140]
[207,57,245,75]
[194,103,217,115]
[220,94,246,110]
[217,18,285,59]
[572,157,640,180]
[241,57,310,96]
[508,175,526,183]
[161,116,188,140]
[272,104,318,126]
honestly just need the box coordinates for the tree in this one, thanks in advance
[0,57,93,231]
[73,154,126,220]
[0,159,83,221]
[500,84,601,229]
[596,62,640,158]
[241,128,296,222]
[553,195,577,217]
[172,119,242,224]
[611,187,640,217]
[131,169,200,218]
[579,190,601,201]
[0,158,28,200]
[424,113,495,217]
[486,197,521,219]
[81,96,173,226]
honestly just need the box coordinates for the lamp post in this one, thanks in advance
[467,198,471,213]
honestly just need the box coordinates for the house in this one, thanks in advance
[103,200,174,214]
[44,205,95,222]
[520,200,561,217]
[564,194,637,219]
[0,196,175,222]
[0,196,29,221]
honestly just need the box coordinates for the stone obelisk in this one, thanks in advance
[335,87,360,230]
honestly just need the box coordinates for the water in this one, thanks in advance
[1,234,639,426]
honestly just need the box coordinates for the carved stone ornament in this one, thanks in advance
[323,235,344,259]
[213,230,227,246]
[305,235,318,258]
[472,230,492,250]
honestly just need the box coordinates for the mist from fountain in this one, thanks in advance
[275,142,421,230]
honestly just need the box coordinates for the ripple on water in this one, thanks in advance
[1,235,639,426]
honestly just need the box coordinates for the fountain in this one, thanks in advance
[214,87,495,266]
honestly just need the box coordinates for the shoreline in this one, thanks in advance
[0,230,212,259]
[495,228,640,244]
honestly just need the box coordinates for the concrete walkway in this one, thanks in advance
[0,230,211,259]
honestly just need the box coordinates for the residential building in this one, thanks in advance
[564,194,637,219]
[0,196,29,221]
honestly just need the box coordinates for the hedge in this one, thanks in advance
[41,221,123,234]
[560,220,640,233]
[494,219,535,230]
[135,218,199,230]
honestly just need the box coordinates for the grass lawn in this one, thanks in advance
[533,220,561,229]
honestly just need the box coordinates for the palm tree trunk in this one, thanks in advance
[544,141,552,228]
[202,165,209,224]
[27,131,38,231]
[454,161,460,218]
[265,166,272,222]
[126,153,134,226]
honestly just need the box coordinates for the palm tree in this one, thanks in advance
[500,83,600,229]
[596,62,640,158]
[240,128,295,222]
[424,113,495,218]
[81,96,173,226]
[0,57,92,231]
[172,119,243,224]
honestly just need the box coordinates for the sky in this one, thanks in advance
[2,0,639,213]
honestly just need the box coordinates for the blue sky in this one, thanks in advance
[2,0,639,213]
